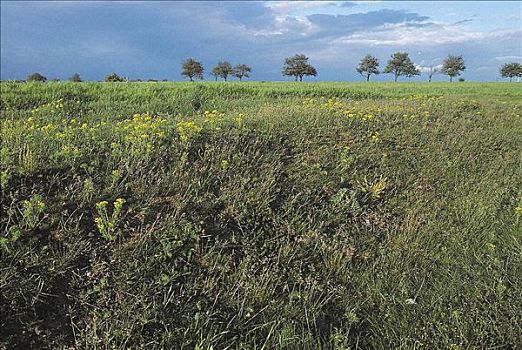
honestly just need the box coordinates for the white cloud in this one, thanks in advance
[416,64,443,73]
[495,55,522,61]
[270,15,317,36]
[263,1,338,15]
[331,22,520,47]
[296,17,521,68]
[506,14,521,21]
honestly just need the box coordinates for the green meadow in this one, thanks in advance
[1,81,521,349]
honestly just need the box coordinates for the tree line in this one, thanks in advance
[23,55,522,83]
[355,52,468,82]
[181,59,252,82]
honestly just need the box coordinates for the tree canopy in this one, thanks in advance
[70,73,82,82]
[356,54,380,81]
[500,62,522,82]
[282,54,317,82]
[441,55,466,82]
[234,64,252,81]
[27,72,47,82]
[181,58,204,82]
[213,61,235,81]
[211,67,220,81]
[383,52,420,82]
[105,73,125,82]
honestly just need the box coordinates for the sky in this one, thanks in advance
[1,1,521,82]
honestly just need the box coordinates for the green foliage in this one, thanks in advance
[105,72,125,82]
[442,55,466,82]
[234,63,252,81]
[0,81,521,349]
[181,58,204,82]
[70,73,82,82]
[356,54,380,81]
[383,52,420,82]
[94,198,126,241]
[282,54,318,81]
[1,194,46,251]
[500,62,522,82]
[212,61,234,81]
[22,194,47,230]
[27,72,47,82]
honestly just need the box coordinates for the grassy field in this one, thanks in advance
[1,81,521,349]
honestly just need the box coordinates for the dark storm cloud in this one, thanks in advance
[1,1,520,81]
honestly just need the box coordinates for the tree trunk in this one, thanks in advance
[239,76,242,82]
[224,76,227,82]
[510,77,512,82]
[190,76,194,82]
[295,76,298,81]
[366,74,370,82]
[394,74,398,82]
[450,76,453,82]
[299,76,303,82]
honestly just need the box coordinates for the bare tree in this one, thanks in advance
[426,65,442,82]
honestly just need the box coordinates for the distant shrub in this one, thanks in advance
[105,73,125,82]
[70,73,82,82]
[27,72,47,82]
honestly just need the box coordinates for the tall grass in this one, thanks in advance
[1,82,521,349]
